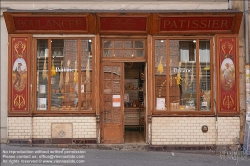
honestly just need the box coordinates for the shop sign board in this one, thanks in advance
[160,16,234,32]
[99,16,147,33]
[13,16,87,31]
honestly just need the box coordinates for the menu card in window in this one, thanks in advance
[156,98,166,110]
[39,85,46,94]
[37,98,47,110]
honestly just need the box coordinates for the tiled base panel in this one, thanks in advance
[152,117,240,146]
[8,117,240,147]
[8,117,97,144]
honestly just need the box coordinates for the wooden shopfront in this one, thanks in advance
[4,10,242,144]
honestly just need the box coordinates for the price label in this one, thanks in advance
[201,102,207,106]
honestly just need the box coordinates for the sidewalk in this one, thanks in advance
[1,144,249,166]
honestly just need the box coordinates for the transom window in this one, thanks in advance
[154,38,213,114]
[102,39,145,58]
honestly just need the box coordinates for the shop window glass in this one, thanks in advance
[154,39,212,112]
[155,40,167,110]
[124,41,133,48]
[36,40,49,110]
[135,41,144,48]
[199,40,211,111]
[36,38,93,112]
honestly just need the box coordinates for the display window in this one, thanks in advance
[153,37,214,114]
[34,38,94,113]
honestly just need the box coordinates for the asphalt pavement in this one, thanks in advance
[0,144,249,166]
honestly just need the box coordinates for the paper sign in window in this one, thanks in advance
[113,95,121,107]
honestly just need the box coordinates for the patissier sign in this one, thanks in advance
[160,16,234,32]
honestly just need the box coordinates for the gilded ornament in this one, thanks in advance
[14,94,25,109]
[157,56,164,74]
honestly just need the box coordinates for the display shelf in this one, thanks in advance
[125,107,142,110]
[124,108,144,125]
[124,78,144,133]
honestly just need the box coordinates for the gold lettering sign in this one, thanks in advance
[163,19,229,29]
[110,19,136,29]
[15,18,85,30]
[161,17,231,31]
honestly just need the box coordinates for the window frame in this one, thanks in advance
[32,37,96,114]
[152,36,214,115]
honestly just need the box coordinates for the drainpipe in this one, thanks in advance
[245,0,249,64]
[228,0,232,10]
[244,0,250,154]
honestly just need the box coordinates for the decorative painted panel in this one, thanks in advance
[9,36,30,115]
[217,36,239,114]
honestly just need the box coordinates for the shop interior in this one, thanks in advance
[124,62,146,144]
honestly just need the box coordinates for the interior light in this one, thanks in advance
[193,40,196,43]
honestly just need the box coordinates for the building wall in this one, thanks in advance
[0,9,9,143]
[152,117,240,145]
[1,1,228,11]
[231,0,246,144]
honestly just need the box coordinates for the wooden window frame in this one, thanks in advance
[32,37,96,115]
[152,36,215,116]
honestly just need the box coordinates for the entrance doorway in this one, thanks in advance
[124,62,145,144]
[100,62,146,144]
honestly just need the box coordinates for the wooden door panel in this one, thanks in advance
[101,63,124,144]
[103,125,123,144]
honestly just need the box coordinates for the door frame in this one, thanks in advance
[99,36,149,144]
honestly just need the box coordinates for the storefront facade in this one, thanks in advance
[0,1,247,149]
